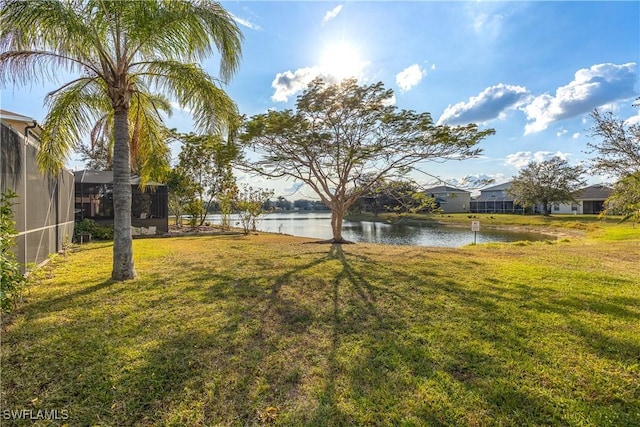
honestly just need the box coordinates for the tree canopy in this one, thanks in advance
[0,0,243,280]
[173,132,238,227]
[589,102,640,224]
[588,108,640,178]
[602,171,640,225]
[240,78,494,242]
[508,156,586,216]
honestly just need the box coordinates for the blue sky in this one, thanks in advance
[1,1,638,198]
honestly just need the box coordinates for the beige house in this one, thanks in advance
[425,185,471,213]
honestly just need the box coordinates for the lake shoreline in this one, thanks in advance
[166,212,584,245]
[344,213,585,240]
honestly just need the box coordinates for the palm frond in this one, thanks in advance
[82,85,173,180]
[0,1,108,84]
[122,0,242,82]
[129,90,172,186]
[38,77,109,172]
[139,60,239,135]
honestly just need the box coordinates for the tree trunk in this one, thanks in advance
[111,108,137,281]
[331,207,345,243]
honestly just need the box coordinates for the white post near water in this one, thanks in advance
[471,221,480,245]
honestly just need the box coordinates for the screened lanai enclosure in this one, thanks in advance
[1,110,75,268]
[74,170,169,235]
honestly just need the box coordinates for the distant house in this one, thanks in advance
[425,185,471,213]
[548,184,613,214]
[470,182,525,214]
[1,109,75,267]
[74,170,168,235]
[471,182,613,215]
[577,184,612,214]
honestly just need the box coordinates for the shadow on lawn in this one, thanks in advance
[118,246,640,424]
[3,242,638,426]
[300,247,564,426]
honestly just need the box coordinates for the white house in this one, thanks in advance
[551,184,613,215]
[470,182,612,215]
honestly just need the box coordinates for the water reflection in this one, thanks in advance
[208,212,552,247]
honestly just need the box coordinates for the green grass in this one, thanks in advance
[1,221,639,426]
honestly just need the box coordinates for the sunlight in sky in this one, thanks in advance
[319,41,367,80]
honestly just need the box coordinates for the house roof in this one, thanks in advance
[424,185,470,194]
[74,170,143,185]
[577,184,612,200]
[0,109,44,138]
[480,182,512,192]
[0,109,37,123]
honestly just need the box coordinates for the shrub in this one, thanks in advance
[1,191,27,313]
[74,218,114,241]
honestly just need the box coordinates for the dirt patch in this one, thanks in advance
[168,224,244,236]
[483,224,585,240]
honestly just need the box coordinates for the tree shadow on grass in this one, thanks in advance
[4,241,638,426]
[302,246,640,426]
[24,279,117,314]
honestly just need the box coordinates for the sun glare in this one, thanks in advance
[319,42,367,80]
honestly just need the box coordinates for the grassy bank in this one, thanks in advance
[1,220,639,426]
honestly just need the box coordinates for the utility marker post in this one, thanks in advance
[471,221,480,245]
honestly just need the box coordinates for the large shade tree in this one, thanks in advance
[0,0,242,280]
[240,78,494,242]
[588,100,640,224]
[588,107,640,177]
[508,156,586,216]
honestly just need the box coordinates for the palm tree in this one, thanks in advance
[81,90,174,185]
[0,0,242,280]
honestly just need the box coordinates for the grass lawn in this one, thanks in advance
[1,217,639,426]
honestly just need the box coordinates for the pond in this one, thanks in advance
[207,212,553,248]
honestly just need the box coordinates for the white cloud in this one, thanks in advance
[556,128,568,137]
[170,101,192,114]
[505,151,571,169]
[231,13,262,31]
[473,12,504,38]
[322,5,343,26]
[395,64,426,92]
[282,182,305,195]
[430,64,436,70]
[382,93,396,107]
[572,132,581,139]
[271,67,320,102]
[625,110,640,126]
[271,45,371,102]
[270,64,373,103]
[438,83,530,125]
[523,62,637,134]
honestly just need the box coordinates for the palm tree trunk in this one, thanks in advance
[111,107,137,280]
